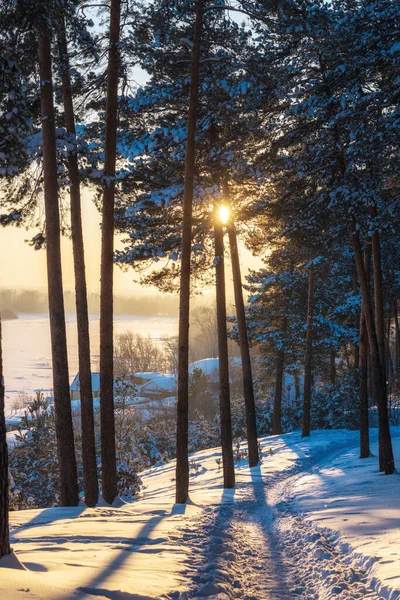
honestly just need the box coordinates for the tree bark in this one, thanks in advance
[371,225,386,379]
[57,19,98,508]
[386,317,394,392]
[393,299,400,388]
[295,374,301,407]
[371,216,389,472]
[351,219,394,474]
[175,0,204,504]
[272,317,287,436]
[0,318,11,558]
[353,267,360,390]
[302,266,314,438]
[226,220,259,466]
[38,33,79,506]
[100,0,121,505]
[214,203,235,489]
[359,246,371,459]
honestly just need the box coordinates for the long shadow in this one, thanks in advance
[10,505,88,534]
[73,503,187,600]
[247,464,295,598]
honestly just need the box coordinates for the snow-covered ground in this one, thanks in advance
[2,313,178,411]
[1,428,399,599]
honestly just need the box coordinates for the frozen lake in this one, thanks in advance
[2,313,178,411]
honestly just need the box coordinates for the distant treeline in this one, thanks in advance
[0,289,178,317]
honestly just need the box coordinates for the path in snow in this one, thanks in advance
[169,455,387,599]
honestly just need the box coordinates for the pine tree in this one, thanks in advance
[37,5,79,505]
[0,318,11,559]
[100,0,121,505]
[56,4,98,508]
[214,200,235,488]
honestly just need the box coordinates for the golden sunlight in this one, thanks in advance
[219,204,230,224]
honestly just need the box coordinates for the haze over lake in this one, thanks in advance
[2,313,178,412]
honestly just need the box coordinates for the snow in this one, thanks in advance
[1,428,399,599]
[292,435,400,599]
[70,372,100,393]
[6,430,20,449]
[140,375,177,394]
[189,358,219,377]
[2,314,178,412]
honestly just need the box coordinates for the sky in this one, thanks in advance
[0,189,138,294]
[0,10,261,298]
[0,187,262,296]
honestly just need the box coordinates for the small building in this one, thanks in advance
[140,375,177,399]
[70,372,100,401]
[5,413,24,432]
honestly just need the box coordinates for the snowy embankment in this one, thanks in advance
[291,435,400,600]
[0,429,399,600]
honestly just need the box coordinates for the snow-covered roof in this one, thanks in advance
[134,372,163,380]
[5,413,24,426]
[189,358,219,376]
[70,372,101,392]
[141,375,177,393]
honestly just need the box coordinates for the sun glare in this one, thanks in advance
[219,205,230,224]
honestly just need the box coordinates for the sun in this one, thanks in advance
[219,205,230,224]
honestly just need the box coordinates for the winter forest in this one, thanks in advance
[1,0,400,598]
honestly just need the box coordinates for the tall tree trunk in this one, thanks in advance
[353,267,360,390]
[371,217,389,472]
[386,317,394,392]
[0,319,11,558]
[295,374,301,407]
[359,246,371,459]
[57,20,98,508]
[371,226,386,378]
[329,349,336,386]
[226,219,259,466]
[214,203,235,489]
[302,266,314,438]
[272,317,287,436]
[175,0,204,504]
[100,0,121,505]
[393,299,400,388]
[38,33,79,506]
[351,219,394,474]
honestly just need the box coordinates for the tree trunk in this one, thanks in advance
[371,218,389,472]
[57,20,98,508]
[295,374,301,406]
[386,317,394,392]
[38,33,79,506]
[272,317,287,436]
[371,226,386,379]
[359,247,371,459]
[351,218,394,474]
[0,318,11,558]
[100,0,121,505]
[302,266,314,438]
[226,220,259,466]
[353,266,360,390]
[175,0,204,504]
[214,203,235,489]
[393,299,400,388]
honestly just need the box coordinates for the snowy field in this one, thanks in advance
[1,428,400,599]
[2,313,178,411]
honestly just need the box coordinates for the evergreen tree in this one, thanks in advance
[37,2,79,504]
[100,0,121,505]
[0,318,11,559]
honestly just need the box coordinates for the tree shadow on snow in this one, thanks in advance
[73,505,182,600]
